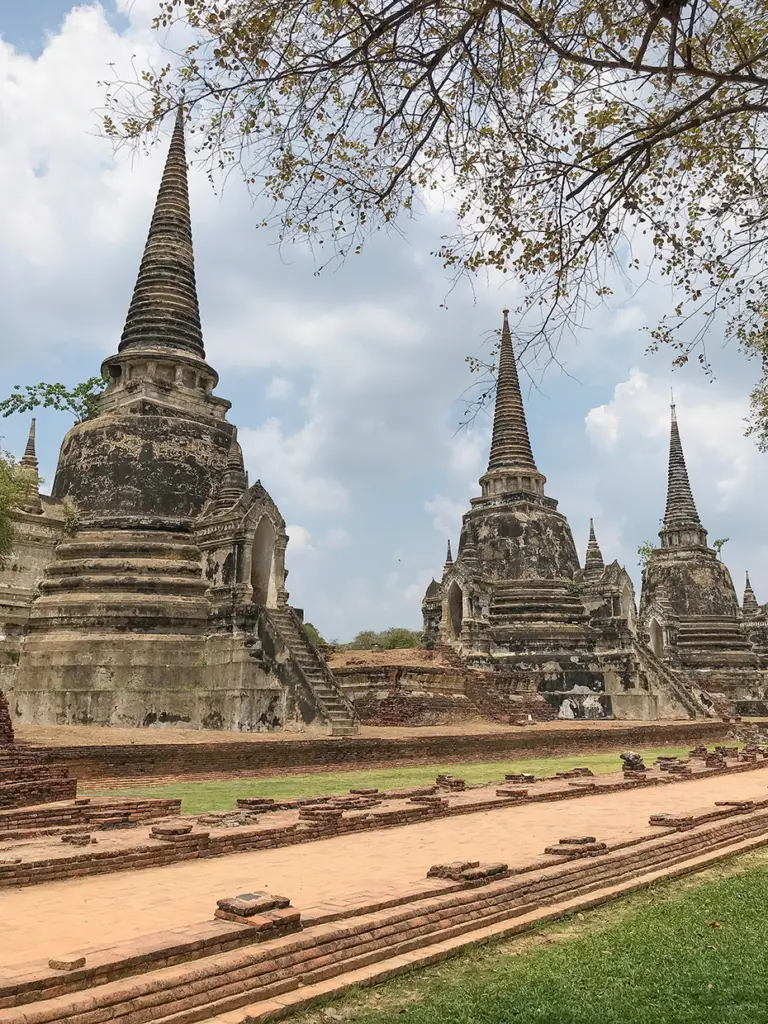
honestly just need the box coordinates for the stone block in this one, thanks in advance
[151,824,193,837]
[460,862,508,880]
[427,860,479,880]
[216,892,291,916]
[544,842,607,857]
[48,957,86,972]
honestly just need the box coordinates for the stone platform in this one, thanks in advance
[2,758,768,1023]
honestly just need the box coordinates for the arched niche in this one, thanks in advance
[620,582,636,630]
[649,617,664,659]
[447,580,464,639]
[251,517,278,608]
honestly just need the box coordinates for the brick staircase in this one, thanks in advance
[268,606,359,736]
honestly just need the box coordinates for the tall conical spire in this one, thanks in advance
[743,572,759,617]
[118,105,205,359]
[19,419,42,515]
[584,518,605,581]
[486,311,538,473]
[659,403,707,548]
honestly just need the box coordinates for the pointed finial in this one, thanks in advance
[19,418,42,514]
[210,431,248,513]
[23,418,37,460]
[584,517,604,581]
[445,539,453,564]
[743,571,759,617]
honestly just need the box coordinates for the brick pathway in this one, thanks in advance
[4,769,767,972]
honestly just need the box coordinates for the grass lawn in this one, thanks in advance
[90,745,691,814]
[292,848,768,1024]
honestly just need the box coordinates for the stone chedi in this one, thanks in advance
[0,108,357,735]
[421,312,707,721]
[637,403,757,680]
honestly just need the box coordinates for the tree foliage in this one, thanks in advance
[0,379,106,424]
[303,621,326,646]
[637,539,656,569]
[713,536,730,559]
[105,0,768,438]
[345,627,422,649]
[0,450,33,562]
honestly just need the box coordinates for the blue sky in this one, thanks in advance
[2,1,767,641]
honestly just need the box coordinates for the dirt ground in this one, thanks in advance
[11,718,718,747]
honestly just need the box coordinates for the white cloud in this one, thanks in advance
[424,495,466,539]
[403,568,435,606]
[449,426,489,479]
[267,376,294,400]
[286,525,312,552]
[240,417,349,513]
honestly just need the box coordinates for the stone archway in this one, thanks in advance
[251,517,278,608]
[649,617,664,659]
[447,581,464,639]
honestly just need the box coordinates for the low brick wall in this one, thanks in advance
[2,752,759,891]
[28,720,730,783]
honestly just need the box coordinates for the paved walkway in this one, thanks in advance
[4,769,767,972]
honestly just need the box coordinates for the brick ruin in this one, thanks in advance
[0,108,357,737]
[421,311,768,721]
[3,749,768,1024]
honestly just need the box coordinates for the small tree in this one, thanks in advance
[345,627,422,650]
[303,622,326,647]
[0,450,33,563]
[0,378,107,424]
[713,537,730,561]
[637,540,655,571]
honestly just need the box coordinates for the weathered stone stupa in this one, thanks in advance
[0,108,357,735]
[638,403,764,699]
[421,312,712,720]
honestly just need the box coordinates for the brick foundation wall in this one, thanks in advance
[28,721,730,783]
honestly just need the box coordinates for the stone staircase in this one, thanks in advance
[631,639,717,720]
[268,606,359,736]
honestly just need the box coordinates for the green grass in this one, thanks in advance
[89,745,691,814]
[292,849,768,1024]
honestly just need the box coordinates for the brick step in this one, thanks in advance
[5,814,767,1024]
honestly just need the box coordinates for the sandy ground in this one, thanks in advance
[11,719,717,747]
